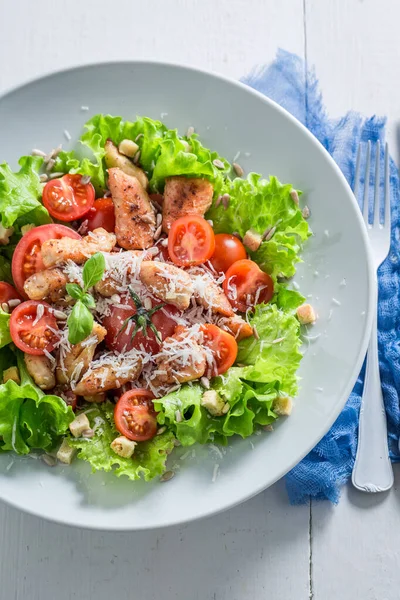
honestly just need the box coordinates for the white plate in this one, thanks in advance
[0,62,374,530]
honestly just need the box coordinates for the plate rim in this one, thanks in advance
[0,60,375,530]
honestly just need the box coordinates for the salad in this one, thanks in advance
[0,114,316,482]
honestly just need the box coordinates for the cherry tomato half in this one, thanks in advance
[201,324,238,375]
[86,197,116,233]
[114,388,158,442]
[0,282,22,310]
[209,233,247,273]
[9,300,58,355]
[103,299,179,354]
[12,224,81,297]
[42,174,95,222]
[223,259,274,312]
[168,215,215,267]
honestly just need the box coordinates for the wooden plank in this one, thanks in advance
[0,481,310,600]
[0,1,310,599]
[305,0,400,154]
[312,463,400,600]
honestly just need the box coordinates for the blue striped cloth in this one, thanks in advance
[242,49,400,503]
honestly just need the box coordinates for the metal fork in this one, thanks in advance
[351,140,394,492]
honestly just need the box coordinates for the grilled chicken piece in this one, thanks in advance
[24,268,68,302]
[104,140,148,190]
[139,260,193,310]
[73,356,143,396]
[24,354,55,390]
[94,250,148,297]
[153,329,206,386]
[41,228,116,268]
[108,168,156,250]
[190,273,233,317]
[162,177,214,233]
[56,322,107,386]
[216,315,253,341]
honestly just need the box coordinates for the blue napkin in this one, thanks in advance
[242,49,400,504]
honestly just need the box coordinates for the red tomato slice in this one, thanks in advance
[103,299,179,354]
[209,233,247,273]
[114,388,158,441]
[9,300,58,355]
[12,224,81,297]
[86,197,115,233]
[201,324,238,375]
[42,174,95,222]
[0,282,22,310]
[168,215,215,267]
[223,259,274,312]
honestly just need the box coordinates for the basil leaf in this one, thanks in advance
[66,283,84,300]
[67,300,93,345]
[82,252,105,290]
[82,293,96,309]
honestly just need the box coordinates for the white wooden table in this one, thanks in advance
[1,1,400,598]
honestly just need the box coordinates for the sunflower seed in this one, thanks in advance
[263,424,273,432]
[142,213,156,224]
[82,429,94,439]
[156,426,166,435]
[213,158,225,169]
[77,219,89,235]
[31,148,47,157]
[49,172,65,180]
[173,438,181,447]
[221,193,230,210]
[181,141,191,152]
[143,297,152,310]
[160,470,175,482]
[215,195,223,208]
[222,403,230,414]
[302,205,310,219]
[154,225,163,240]
[156,213,162,226]
[1,303,9,313]
[80,175,91,185]
[42,454,57,467]
[262,226,276,242]
[7,299,21,308]
[46,158,55,172]
[233,162,244,177]
[39,173,49,183]
[186,126,195,137]
[175,410,182,423]
[290,189,299,205]
[133,150,141,165]
[53,309,68,320]
[200,376,210,389]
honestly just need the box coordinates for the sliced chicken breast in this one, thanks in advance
[139,260,193,310]
[162,177,214,233]
[41,228,116,268]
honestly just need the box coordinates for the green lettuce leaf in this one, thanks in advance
[68,401,175,481]
[206,174,310,277]
[0,353,74,454]
[54,114,230,195]
[238,303,302,396]
[0,156,51,228]
[274,284,305,311]
[0,308,11,349]
[0,345,16,379]
[0,255,12,284]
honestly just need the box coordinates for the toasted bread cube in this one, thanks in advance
[243,228,262,252]
[296,303,316,325]
[3,366,20,384]
[201,390,226,417]
[111,436,137,459]
[56,439,76,464]
[273,395,293,417]
[118,139,139,158]
[21,223,35,235]
[0,223,14,245]
[69,413,91,438]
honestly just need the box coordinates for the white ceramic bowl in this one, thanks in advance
[0,63,374,530]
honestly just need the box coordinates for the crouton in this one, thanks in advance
[69,413,91,438]
[3,366,20,384]
[296,303,316,325]
[201,390,229,417]
[273,395,293,416]
[56,439,76,464]
[243,228,262,252]
[110,436,137,459]
[118,139,139,158]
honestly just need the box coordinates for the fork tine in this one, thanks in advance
[373,140,380,225]
[354,143,361,199]
[363,140,371,223]
[384,142,390,227]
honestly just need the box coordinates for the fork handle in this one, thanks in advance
[352,306,394,492]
